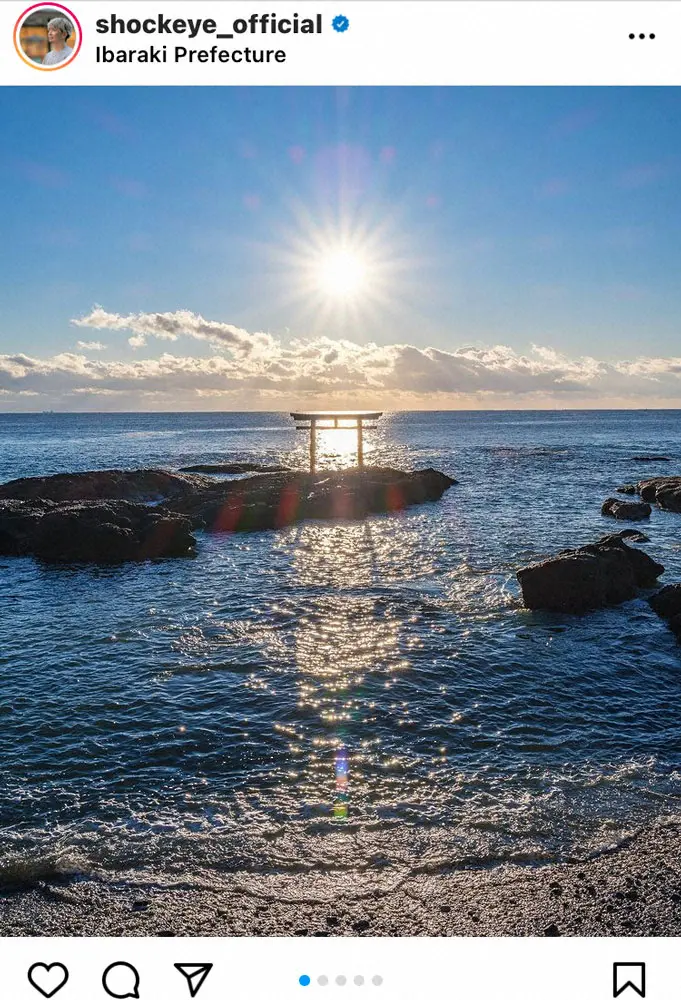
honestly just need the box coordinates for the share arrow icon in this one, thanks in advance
[174,964,214,997]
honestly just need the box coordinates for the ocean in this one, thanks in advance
[1,410,680,897]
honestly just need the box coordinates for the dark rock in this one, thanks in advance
[163,467,457,533]
[654,485,681,512]
[517,534,664,613]
[616,484,638,495]
[544,923,561,936]
[606,529,650,543]
[649,584,681,643]
[0,466,455,560]
[631,455,672,462]
[601,498,651,521]
[638,476,681,510]
[0,469,208,503]
[178,463,291,474]
[0,499,53,555]
[649,584,681,620]
[0,499,195,564]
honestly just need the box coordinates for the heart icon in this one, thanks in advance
[28,963,69,998]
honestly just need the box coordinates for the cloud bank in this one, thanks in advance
[2,307,681,410]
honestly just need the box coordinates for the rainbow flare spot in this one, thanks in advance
[334,745,349,820]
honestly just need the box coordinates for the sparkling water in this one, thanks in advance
[1,410,680,895]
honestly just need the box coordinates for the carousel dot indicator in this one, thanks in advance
[372,976,383,987]
[318,976,329,986]
[336,975,347,986]
[299,975,311,986]
[354,975,365,986]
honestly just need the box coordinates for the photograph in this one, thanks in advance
[15,4,79,69]
[1,85,681,938]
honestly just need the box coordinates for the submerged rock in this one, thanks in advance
[631,455,672,462]
[0,499,195,564]
[163,466,457,532]
[0,469,208,503]
[178,463,291,474]
[616,484,639,495]
[517,533,663,613]
[601,498,652,521]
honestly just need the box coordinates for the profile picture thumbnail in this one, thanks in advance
[15,3,81,70]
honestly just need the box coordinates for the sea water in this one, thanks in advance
[0,410,680,894]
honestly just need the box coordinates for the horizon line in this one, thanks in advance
[2,406,681,416]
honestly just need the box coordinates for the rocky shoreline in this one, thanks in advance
[2,820,681,936]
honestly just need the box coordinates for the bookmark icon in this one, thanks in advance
[613,963,646,998]
[174,964,213,998]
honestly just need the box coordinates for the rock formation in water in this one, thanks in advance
[178,463,291,474]
[517,531,664,613]
[649,584,681,640]
[0,469,208,503]
[0,466,456,564]
[639,477,681,512]
[0,499,195,563]
[162,466,456,532]
[614,476,681,512]
[601,498,652,521]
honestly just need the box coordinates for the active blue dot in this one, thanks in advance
[299,975,311,987]
[332,14,350,32]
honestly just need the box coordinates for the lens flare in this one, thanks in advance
[334,745,349,820]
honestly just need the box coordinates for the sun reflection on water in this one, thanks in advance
[286,520,415,823]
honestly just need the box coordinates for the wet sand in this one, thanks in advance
[2,821,681,937]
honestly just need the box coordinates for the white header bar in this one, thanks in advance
[2,0,681,86]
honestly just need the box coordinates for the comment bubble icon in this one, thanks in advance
[102,962,141,999]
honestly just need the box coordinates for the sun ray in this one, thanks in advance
[261,203,418,338]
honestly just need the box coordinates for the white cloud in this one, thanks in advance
[0,307,677,410]
[73,306,275,356]
[76,340,107,351]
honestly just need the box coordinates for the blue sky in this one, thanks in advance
[2,86,681,409]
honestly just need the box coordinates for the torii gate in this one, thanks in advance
[290,411,383,473]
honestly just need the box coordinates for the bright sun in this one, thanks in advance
[317,249,367,300]
[272,215,410,331]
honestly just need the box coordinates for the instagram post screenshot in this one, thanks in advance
[1,0,681,996]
